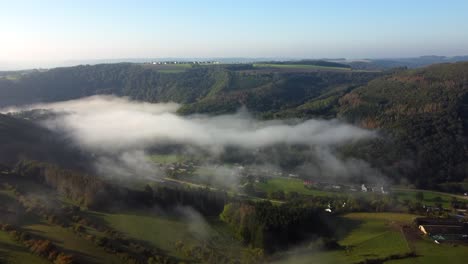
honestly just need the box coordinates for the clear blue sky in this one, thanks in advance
[1,0,468,66]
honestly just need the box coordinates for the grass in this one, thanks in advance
[90,210,244,260]
[256,177,339,197]
[253,63,351,71]
[392,188,457,207]
[0,231,49,264]
[257,177,462,209]
[274,213,417,264]
[91,211,201,258]
[387,240,468,264]
[24,221,123,264]
[339,213,414,263]
[276,212,468,264]
[1,177,122,263]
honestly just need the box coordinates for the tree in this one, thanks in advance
[415,192,424,202]
[53,253,74,264]
[286,191,300,200]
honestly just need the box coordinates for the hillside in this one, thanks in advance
[0,63,380,111]
[0,62,467,188]
[0,63,467,264]
[0,113,88,169]
[338,62,468,188]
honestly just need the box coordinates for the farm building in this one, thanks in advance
[416,217,468,242]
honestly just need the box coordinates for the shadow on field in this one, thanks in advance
[84,210,182,261]
[326,215,362,241]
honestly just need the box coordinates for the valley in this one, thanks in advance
[0,61,467,264]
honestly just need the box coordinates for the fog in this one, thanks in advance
[6,95,373,151]
[3,95,383,183]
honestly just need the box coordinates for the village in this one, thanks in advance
[154,159,390,194]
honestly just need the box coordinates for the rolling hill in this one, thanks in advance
[338,62,468,188]
[0,62,467,188]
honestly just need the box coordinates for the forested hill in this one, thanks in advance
[338,62,468,188]
[0,63,380,111]
[0,62,467,188]
[0,113,88,169]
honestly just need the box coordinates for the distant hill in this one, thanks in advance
[348,55,468,70]
[0,63,379,110]
[256,60,351,68]
[0,62,467,189]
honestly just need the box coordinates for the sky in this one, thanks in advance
[1,0,468,68]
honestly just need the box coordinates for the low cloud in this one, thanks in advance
[3,95,382,182]
[11,95,375,152]
[95,150,162,180]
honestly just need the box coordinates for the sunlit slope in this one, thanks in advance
[338,62,468,188]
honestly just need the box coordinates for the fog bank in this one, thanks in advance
[3,95,382,182]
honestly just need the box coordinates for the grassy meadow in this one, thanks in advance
[256,177,344,197]
[275,212,468,264]
[90,210,244,260]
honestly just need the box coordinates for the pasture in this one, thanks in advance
[91,210,244,260]
[256,177,342,197]
[149,154,186,164]
[393,188,460,208]
[275,212,468,264]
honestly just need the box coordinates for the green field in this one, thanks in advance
[275,212,468,264]
[0,231,49,264]
[387,239,468,264]
[393,188,461,207]
[256,177,341,197]
[274,213,414,264]
[257,177,464,209]
[90,210,243,260]
[149,154,187,164]
[93,211,245,260]
[253,63,351,71]
[92,211,197,257]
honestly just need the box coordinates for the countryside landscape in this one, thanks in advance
[1,1,468,264]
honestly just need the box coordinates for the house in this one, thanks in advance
[380,186,387,194]
[303,180,315,186]
[361,184,368,192]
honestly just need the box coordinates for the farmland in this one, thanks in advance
[148,154,187,164]
[275,212,468,264]
[253,63,352,71]
[392,188,465,208]
[256,177,340,197]
[90,210,244,260]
